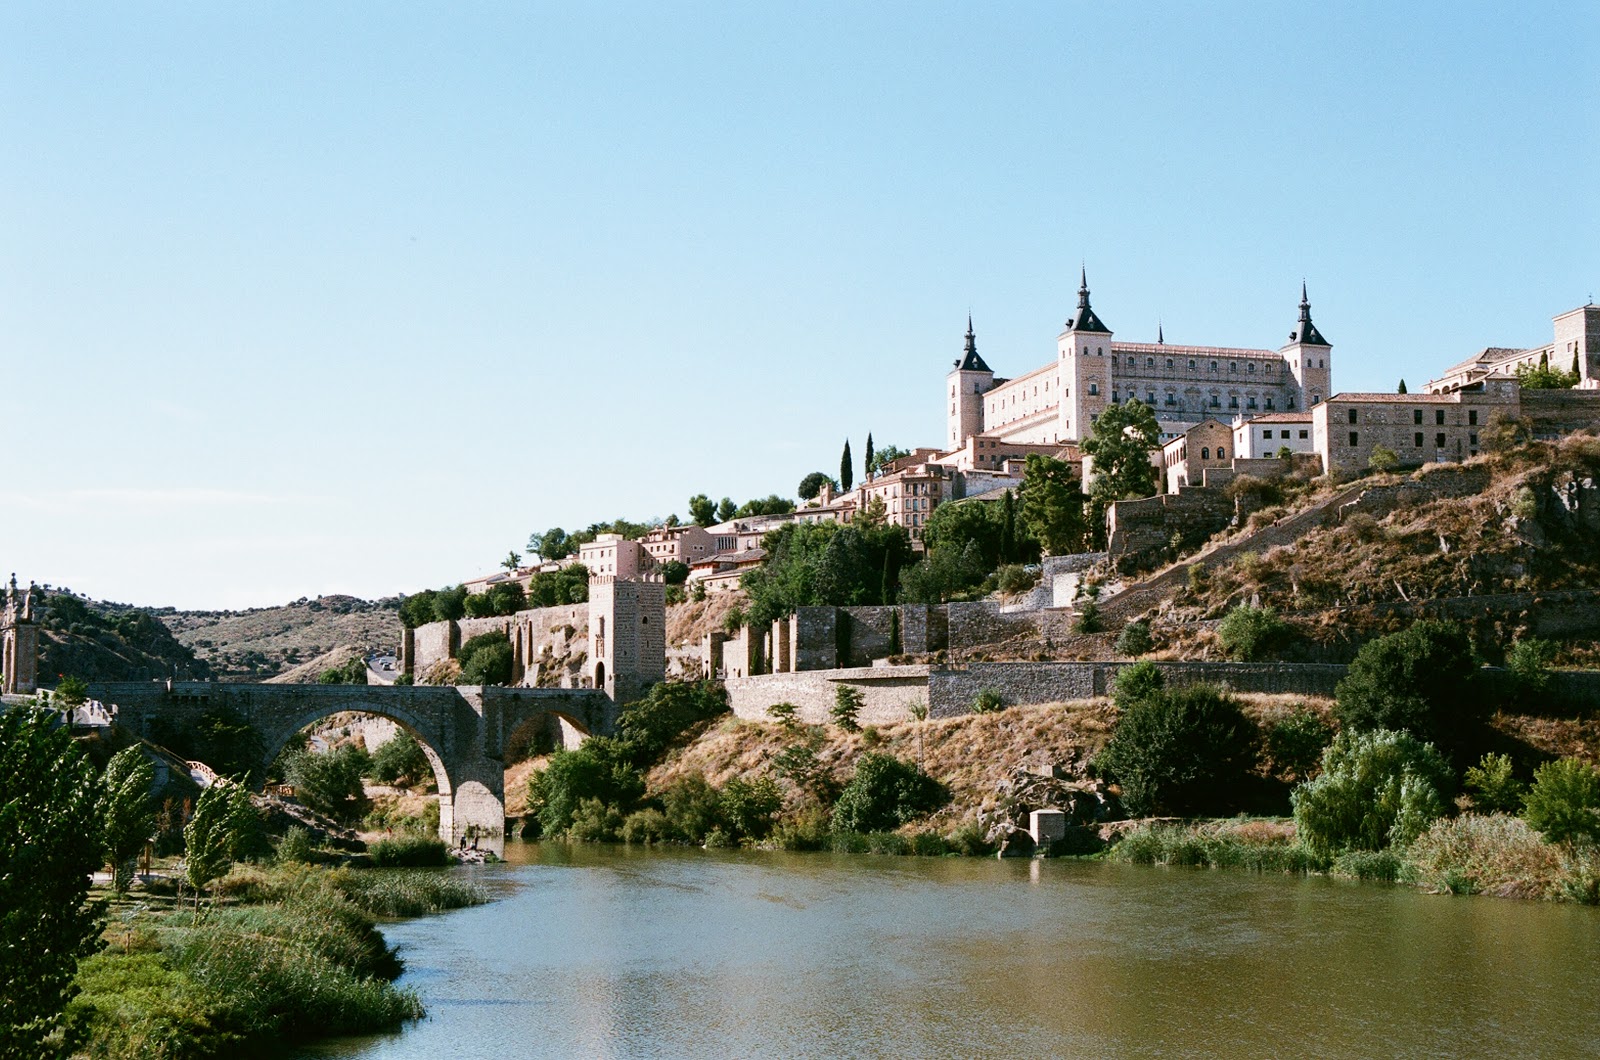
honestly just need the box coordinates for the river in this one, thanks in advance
[297,841,1600,1059]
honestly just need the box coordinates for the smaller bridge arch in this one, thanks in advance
[88,681,618,845]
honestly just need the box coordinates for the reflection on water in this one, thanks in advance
[297,841,1600,1059]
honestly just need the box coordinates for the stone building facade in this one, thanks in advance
[1159,418,1235,492]
[1426,303,1600,393]
[947,273,1331,450]
[586,574,666,704]
[1,576,39,695]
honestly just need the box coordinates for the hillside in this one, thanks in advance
[36,593,211,682]
[161,595,401,680]
[1127,436,1600,664]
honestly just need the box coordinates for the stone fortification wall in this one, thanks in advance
[1107,487,1234,571]
[946,601,1073,652]
[926,661,1347,718]
[1338,464,1492,522]
[406,603,589,686]
[725,665,931,726]
[1522,389,1600,437]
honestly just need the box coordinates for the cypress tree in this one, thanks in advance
[865,433,875,478]
[1397,379,1407,394]
[840,440,853,492]
[1000,489,1016,562]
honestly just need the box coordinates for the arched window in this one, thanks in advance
[1166,358,1174,369]
[1201,447,1210,460]
[1146,356,1155,368]
[1218,447,1227,459]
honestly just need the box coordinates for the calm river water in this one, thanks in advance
[297,841,1600,1059]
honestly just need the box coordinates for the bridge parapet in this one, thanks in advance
[86,681,617,844]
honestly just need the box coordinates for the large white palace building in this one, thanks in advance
[946,271,1333,448]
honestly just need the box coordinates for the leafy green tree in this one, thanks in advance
[614,681,729,763]
[1368,445,1400,472]
[869,444,910,475]
[765,701,800,730]
[0,708,104,1055]
[1264,709,1333,782]
[223,780,261,863]
[832,753,948,833]
[527,739,645,837]
[660,772,724,842]
[923,497,1004,568]
[1096,683,1257,816]
[432,585,468,622]
[54,675,89,711]
[1522,757,1600,845]
[526,564,590,607]
[1291,728,1452,855]
[1505,637,1556,700]
[716,497,737,522]
[1111,659,1165,709]
[688,495,717,526]
[148,705,266,783]
[734,495,796,518]
[370,731,430,788]
[1464,752,1524,813]
[282,745,370,824]
[182,783,235,907]
[1515,359,1579,390]
[659,560,690,585]
[102,746,157,895]
[318,656,369,685]
[398,590,440,629]
[741,521,911,626]
[1082,399,1160,508]
[1115,619,1154,657]
[797,472,836,500]
[831,686,863,732]
[501,550,522,572]
[1020,454,1089,555]
[839,439,854,492]
[1217,604,1291,661]
[531,527,574,562]
[457,632,514,685]
[1335,621,1480,752]
[719,776,782,840]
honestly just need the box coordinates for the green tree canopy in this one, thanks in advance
[182,782,236,905]
[526,564,590,607]
[1291,728,1453,855]
[458,632,514,686]
[797,472,836,501]
[0,708,104,1055]
[1522,757,1600,845]
[1335,621,1480,754]
[282,745,371,824]
[868,443,910,476]
[1095,683,1258,816]
[1515,360,1580,390]
[716,497,737,522]
[688,494,717,526]
[832,753,948,833]
[432,585,468,622]
[1020,454,1089,555]
[740,521,910,627]
[530,527,575,562]
[102,746,157,894]
[734,495,796,518]
[1082,399,1161,508]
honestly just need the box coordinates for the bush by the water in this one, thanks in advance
[1111,823,1323,874]
[1522,757,1600,845]
[369,731,430,788]
[1463,752,1524,814]
[1264,708,1333,782]
[1402,813,1600,901]
[1095,682,1257,817]
[368,835,450,867]
[65,863,485,1057]
[1291,728,1453,856]
[831,753,949,834]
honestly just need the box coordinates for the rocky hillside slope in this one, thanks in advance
[161,595,401,680]
[36,593,211,682]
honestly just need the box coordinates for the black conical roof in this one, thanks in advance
[1288,281,1329,346]
[957,314,992,372]
[1066,267,1112,334]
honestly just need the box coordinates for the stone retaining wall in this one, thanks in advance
[726,666,932,726]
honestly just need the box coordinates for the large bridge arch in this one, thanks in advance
[87,681,619,846]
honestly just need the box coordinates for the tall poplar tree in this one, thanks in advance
[840,440,854,492]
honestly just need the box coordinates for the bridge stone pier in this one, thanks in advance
[87,681,618,844]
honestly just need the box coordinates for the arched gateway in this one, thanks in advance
[86,681,618,843]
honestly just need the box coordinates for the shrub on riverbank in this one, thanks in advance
[368,835,451,868]
[1111,822,1325,874]
[64,863,484,1057]
[1095,683,1257,817]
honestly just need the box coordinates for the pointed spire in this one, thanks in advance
[1288,280,1328,346]
[957,313,991,373]
[1065,266,1111,333]
[1157,319,1164,345]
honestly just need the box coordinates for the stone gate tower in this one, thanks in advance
[586,574,666,704]
[2,575,40,695]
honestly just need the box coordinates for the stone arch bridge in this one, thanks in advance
[87,681,618,843]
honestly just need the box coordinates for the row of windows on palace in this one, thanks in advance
[1344,430,1482,455]
[1061,348,1327,375]
[979,385,1316,417]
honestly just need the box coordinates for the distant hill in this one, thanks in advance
[160,595,401,681]
[36,593,211,683]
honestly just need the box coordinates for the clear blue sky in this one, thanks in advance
[4,3,1596,609]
